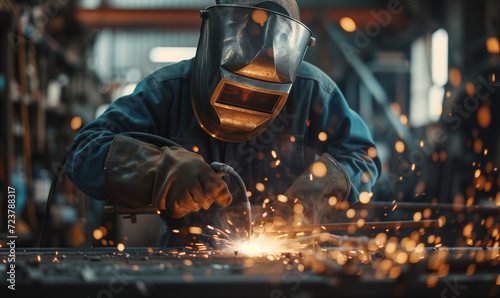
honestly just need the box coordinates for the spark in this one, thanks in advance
[359,192,371,204]
[93,229,103,240]
[271,150,277,158]
[340,17,356,32]
[311,161,327,178]
[189,227,203,234]
[400,115,408,125]
[486,37,500,53]
[277,195,288,203]
[274,234,289,239]
[395,141,405,153]
[117,243,125,252]
[346,209,355,218]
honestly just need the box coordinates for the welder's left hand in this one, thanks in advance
[103,135,232,217]
[272,153,351,225]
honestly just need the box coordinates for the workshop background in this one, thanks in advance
[0,0,499,251]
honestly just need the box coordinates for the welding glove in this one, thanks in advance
[104,135,232,218]
[273,153,351,225]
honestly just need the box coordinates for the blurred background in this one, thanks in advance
[0,0,499,248]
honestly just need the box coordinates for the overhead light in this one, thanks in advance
[431,28,449,86]
[149,47,197,63]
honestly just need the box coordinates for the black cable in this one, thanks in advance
[39,132,251,247]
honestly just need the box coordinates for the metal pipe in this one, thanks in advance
[353,202,500,215]
[260,219,443,233]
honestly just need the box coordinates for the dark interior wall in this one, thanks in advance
[0,10,14,232]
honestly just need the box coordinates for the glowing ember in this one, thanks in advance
[277,195,288,203]
[117,243,125,252]
[93,229,103,240]
[359,192,371,204]
[340,17,356,32]
[395,141,405,153]
[486,37,500,53]
[311,161,327,178]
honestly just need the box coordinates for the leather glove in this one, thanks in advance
[104,135,232,218]
[272,153,351,225]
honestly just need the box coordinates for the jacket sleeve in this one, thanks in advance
[309,86,382,206]
[65,76,169,200]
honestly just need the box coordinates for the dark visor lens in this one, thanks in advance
[216,83,281,114]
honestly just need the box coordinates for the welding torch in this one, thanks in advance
[210,162,252,241]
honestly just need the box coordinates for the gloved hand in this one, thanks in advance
[104,135,232,218]
[272,153,351,225]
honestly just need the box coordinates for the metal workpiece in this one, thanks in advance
[1,246,499,298]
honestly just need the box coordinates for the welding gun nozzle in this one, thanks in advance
[210,162,232,175]
[210,162,252,240]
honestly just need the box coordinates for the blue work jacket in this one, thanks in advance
[66,59,382,247]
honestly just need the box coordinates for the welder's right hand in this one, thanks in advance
[104,135,232,218]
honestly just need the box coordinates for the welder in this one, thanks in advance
[66,0,382,247]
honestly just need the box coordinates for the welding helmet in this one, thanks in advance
[191,0,315,142]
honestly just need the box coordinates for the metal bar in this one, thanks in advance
[261,219,442,233]
[352,202,500,214]
[75,8,405,29]
[75,9,202,29]
[104,205,160,215]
